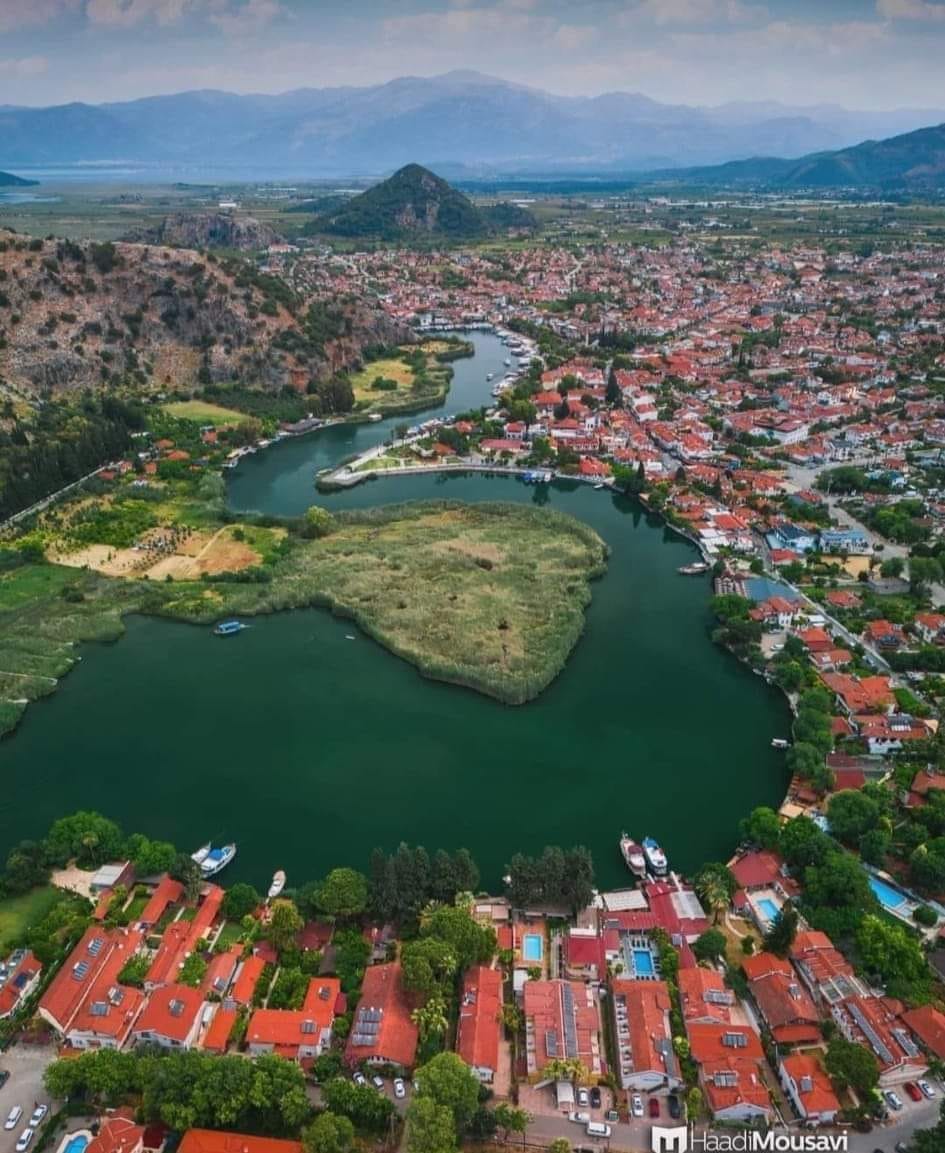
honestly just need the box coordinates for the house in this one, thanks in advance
[247,977,341,1061]
[687,1023,773,1123]
[130,983,205,1050]
[819,529,870,555]
[39,927,140,1036]
[778,1053,840,1125]
[863,620,905,650]
[201,1005,237,1054]
[89,862,134,895]
[456,966,503,1083]
[730,851,786,893]
[344,962,418,1071]
[854,713,930,755]
[769,523,818,553]
[67,935,147,1050]
[678,967,734,1026]
[820,673,895,715]
[831,995,927,1087]
[231,955,266,1005]
[522,979,603,1079]
[914,612,945,645]
[790,931,868,1007]
[137,876,184,928]
[563,929,607,982]
[903,1004,945,1062]
[0,950,42,1020]
[179,1133,302,1153]
[85,1112,145,1153]
[742,953,821,1046]
[611,979,681,1092]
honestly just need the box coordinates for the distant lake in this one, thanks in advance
[0,332,791,891]
[0,192,60,204]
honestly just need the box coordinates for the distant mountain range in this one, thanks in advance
[1,72,944,178]
[0,171,35,187]
[311,164,536,239]
[658,121,945,189]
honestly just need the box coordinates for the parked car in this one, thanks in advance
[919,1079,936,1099]
[884,1090,903,1111]
[904,1082,923,1102]
[648,1097,660,1119]
[352,1072,366,1086]
[393,1078,406,1100]
[667,1095,681,1120]
[631,1095,644,1118]
[568,1112,591,1125]
[16,1130,34,1153]
[5,1107,23,1131]
[589,1087,601,1109]
[28,1108,47,1129]
[577,1088,590,1108]
[371,1075,384,1091]
[0,1071,9,1090]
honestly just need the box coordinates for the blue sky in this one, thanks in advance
[1,0,945,108]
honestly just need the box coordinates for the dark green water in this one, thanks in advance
[0,333,790,891]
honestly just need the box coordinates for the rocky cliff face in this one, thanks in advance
[129,212,283,252]
[0,231,408,397]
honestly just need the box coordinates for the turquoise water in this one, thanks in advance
[522,934,543,962]
[632,948,655,977]
[869,876,907,910]
[757,897,780,922]
[64,1136,89,1153]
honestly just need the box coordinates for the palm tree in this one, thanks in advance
[410,994,448,1044]
[695,864,733,925]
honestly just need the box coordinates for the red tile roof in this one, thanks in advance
[39,927,137,1034]
[132,983,204,1045]
[456,966,502,1074]
[202,1006,236,1054]
[613,979,676,1078]
[86,1113,145,1153]
[522,979,602,1077]
[678,967,733,1024]
[344,962,418,1070]
[138,876,184,927]
[247,977,341,1056]
[730,851,784,890]
[179,1132,301,1153]
[781,1053,840,1119]
[231,955,266,1005]
[903,1004,945,1060]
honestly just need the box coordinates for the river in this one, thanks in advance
[0,332,790,891]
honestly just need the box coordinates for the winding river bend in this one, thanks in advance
[0,333,790,889]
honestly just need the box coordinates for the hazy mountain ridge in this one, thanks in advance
[0,171,36,187]
[1,72,943,177]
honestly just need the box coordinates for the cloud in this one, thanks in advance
[0,55,50,77]
[0,0,80,33]
[630,0,763,25]
[85,0,192,26]
[209,0,283,35]
[877,0,945,19]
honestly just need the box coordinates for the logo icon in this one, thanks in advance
[651,1126,688,1153]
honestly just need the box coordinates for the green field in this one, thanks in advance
[162,400,245,427]
[0,886,62,952]
[0,564,77,612]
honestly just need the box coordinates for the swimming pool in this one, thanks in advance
[522,934,543,962]
[63,1135,90,1153]
[869,876,907,911]
[633,948,655,977]
[757,898,781,923]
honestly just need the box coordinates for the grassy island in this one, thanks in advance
[348,338,472,415]
[0,499,607,732]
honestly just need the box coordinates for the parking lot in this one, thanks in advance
[0,1044,55,1153]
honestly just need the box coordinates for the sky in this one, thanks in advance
[1,0,945,110]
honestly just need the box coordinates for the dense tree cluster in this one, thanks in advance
[368,844,480,924]
[504,844,595,914]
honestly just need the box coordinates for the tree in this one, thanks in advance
[302,1113,354,1153]
[303,505,336,539]
[910,838,945,892]
[125,834,177,878]
[268,899,304,954]
[316,868,368,920]
[824,1036,879,1097]
[910,555,943,596]
[401,937,457,1002]
[880,556,904,578]
[763,903,798,958]
[605,366,621,407]
[170,852,202,903]
[692,928,727,964]
[694,863,736,924]
[3,840,49,893]
[826,790,881,846]
[415,1052,480,1136]
[322,1078,394,1132]
[855,914,928,989]
[494,1103,530,1145]
[421,904,495,971]
[406,1096,457,1153]
[549,1140,572,1153]
[739,806,781,851]
[411,994,449,1046]
[44,810,124,868]
[222,883,261,921]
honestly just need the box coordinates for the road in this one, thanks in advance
[0,1044,55,1153]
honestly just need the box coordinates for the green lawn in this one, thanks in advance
[162,400,245,427]
[0,886,62,952]
[215,921,244,950]
[0,565,76,613]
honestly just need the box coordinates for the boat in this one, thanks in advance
[594,482,606,490]
[368,413,383,422]
[504,358,512,366]
[619,832,647,878]
[214,620,246,636]
[642,836,668,877]
[196,843,237,877]
[267,870,286,900]
[678,563,710,575]
[771,738,790,749]
[487,373,494,381]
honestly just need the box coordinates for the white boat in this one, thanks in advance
[771,738,790,749]
[267,870,286,900]
[642,837,668,877]
[487,373,495,381]
[594,482,606,490]
[196,843,237,878]
[368,413,383,422]
[504,358,512,366]
[191,842,211,867]
[678,563,709,575]
[619,832,647,878]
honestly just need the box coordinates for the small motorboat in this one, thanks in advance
[678,563,710,575]
[368,413,383,422]
[594,482,606,490]
[214,620,246,636]
[619,832,647,879]
[771,738,790,749]
[191,842,211,867]
[642,836,668,877]
[268,870,287,900]
[196,843,237,877]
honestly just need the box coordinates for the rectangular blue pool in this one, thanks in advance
[522,934,543,962]
[869,876,907,911]
[633,948,655,977]
[757,898,781,922]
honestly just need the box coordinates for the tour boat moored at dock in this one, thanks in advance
[268,870,286,900]
[619,832,647,878]
[678,563,709,575]
[642,836,668,877]
[192,842,237,877]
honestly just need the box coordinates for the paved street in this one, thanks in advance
[0,1045,55,1153]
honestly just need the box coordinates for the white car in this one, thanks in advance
[393,1079,406,1100]
[29,1108,47,1129]
[16,1130,34,1153]
[568,1111,590,1124]
[577,1088,590,1107]
[631,1095,644,1118]
[352,1072,366,1086]
[919,1080,936,1099]
[371,1075,384,1091]
[5,1108,23,1132]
